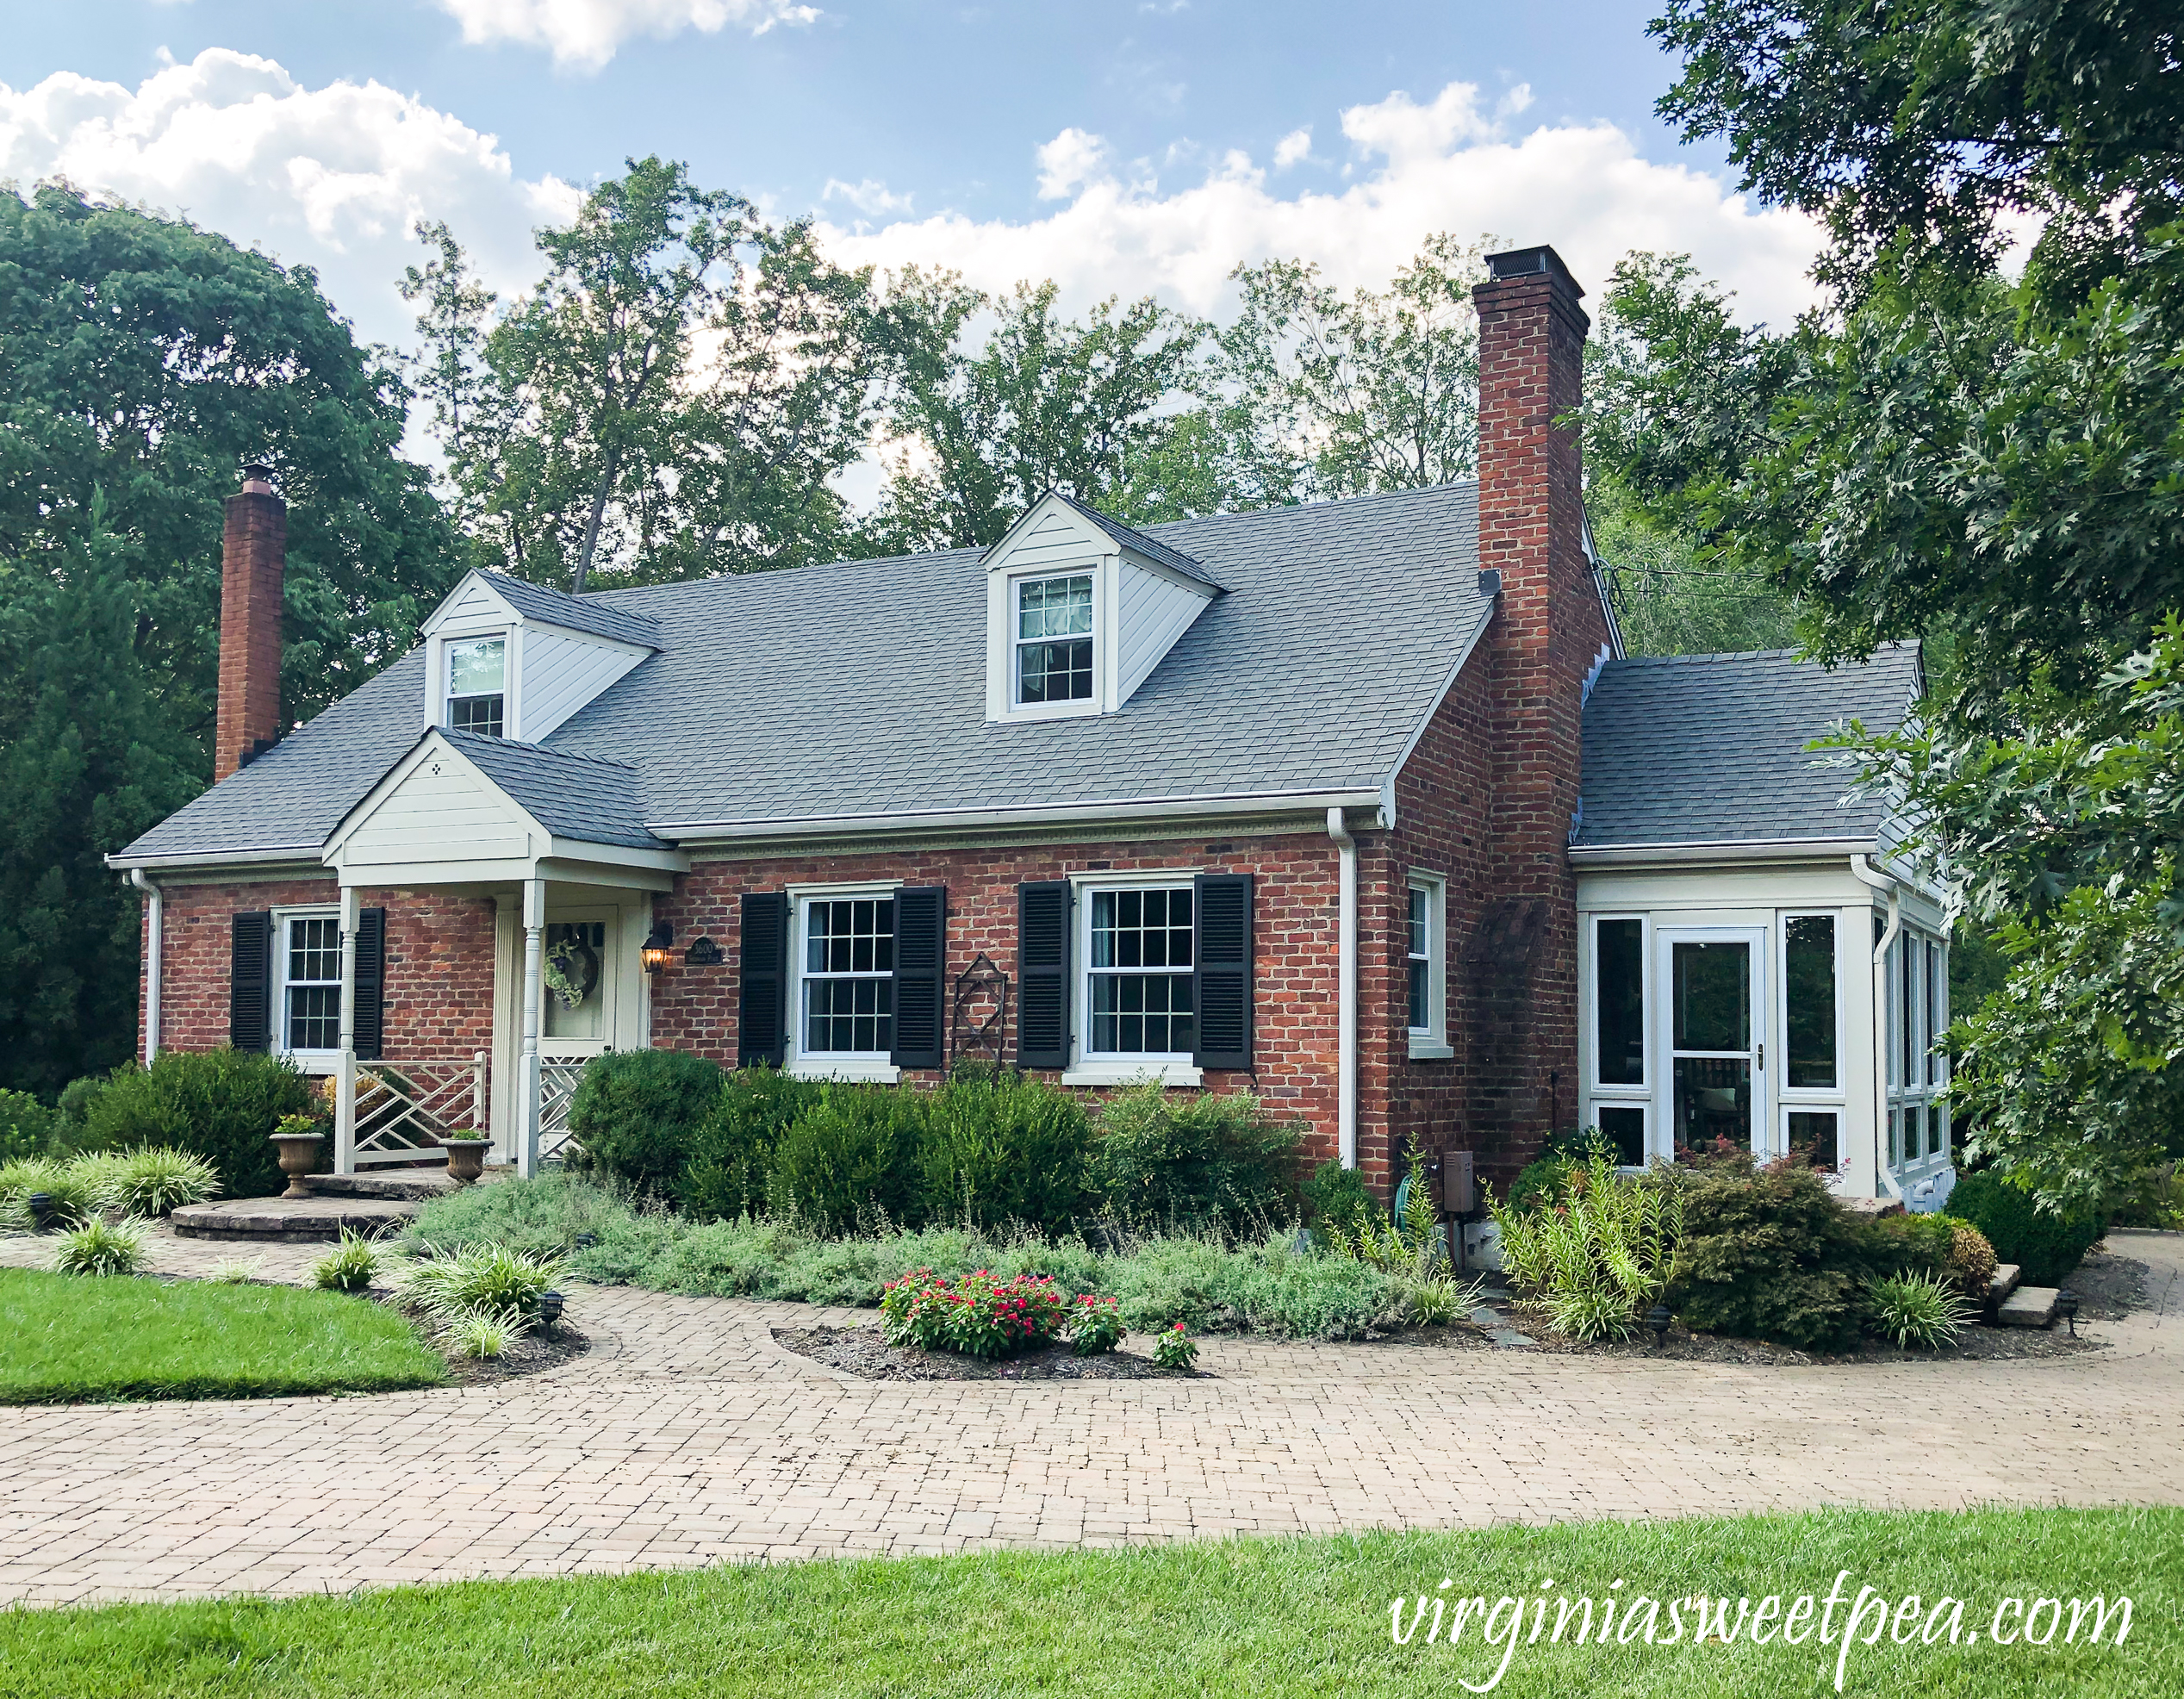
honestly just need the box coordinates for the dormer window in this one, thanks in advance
[447,637,506,737]
[1016,574,1095,705]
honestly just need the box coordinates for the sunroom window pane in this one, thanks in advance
[1785,915,1837,1089]
[1596,918,1644,1085]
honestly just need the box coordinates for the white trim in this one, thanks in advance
[785,882,903,1077]
[656,787,1388,841]
[1404,868,1449,1060]
[1004,568,1104,722]
[787,1057,903,1084]
[1062,1061,1203,1088]
[1066,867,1203,889]
[1327,806,1358,1168]
[271,904,343,1069]
[1074,874,1199,1074]
[1653,919,1771,1161]
[1570,837,1880,866]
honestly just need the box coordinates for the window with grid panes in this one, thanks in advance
[1015,575,1094,704]
[1086,887,1194,1055]
[801,897,895,1055]
[283,916,341,1051]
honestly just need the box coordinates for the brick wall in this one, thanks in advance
[145,877,498,1061]
[215,479,286,783]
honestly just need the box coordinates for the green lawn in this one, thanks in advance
[0,1267,446,1403]
[0,1508,2174,1696]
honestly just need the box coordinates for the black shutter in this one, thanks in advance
[353,907,387,1061]
[229,911,274,1052]
[738,892,789,1067]
[1192,873,1254,1069]
[1017,881,1072,1069]
[891,886,947,1068]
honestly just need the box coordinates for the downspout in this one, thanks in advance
[129,868,163,1066]
[1851,856,1902,1199]
[1327,806,1359,1169]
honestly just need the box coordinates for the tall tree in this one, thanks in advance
[448,158,881,589]
[399,219,501,531]
[0,182,459,1094]
[862,272,1204,551]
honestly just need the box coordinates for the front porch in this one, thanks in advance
[316,728,688,1176]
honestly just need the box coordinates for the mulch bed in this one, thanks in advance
[433,1319,590,1387]
[773,1324,1193,1381]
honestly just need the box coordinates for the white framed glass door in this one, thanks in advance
[541,910,617,1058]
[1655,925,1768,1158]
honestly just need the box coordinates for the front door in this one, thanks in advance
[1656,925,1768,1159]
[540,911,617,1061]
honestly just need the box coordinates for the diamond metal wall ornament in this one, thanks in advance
[949,953,1011,1067]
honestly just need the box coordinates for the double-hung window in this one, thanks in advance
[1085,885,1194,1060]
[800,894,895,1061]
[280,913,341,1055]
[1405,873,1450,1059]
[1015,575,1094,706]
[446,637,507,737]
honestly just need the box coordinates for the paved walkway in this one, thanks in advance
[0,1227,2179,1607]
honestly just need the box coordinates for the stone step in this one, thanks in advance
[1998,1285,2059,1329]
[1989,1263,2022,1304]
[306,1172,461,1202]
[170,1197,420,1244]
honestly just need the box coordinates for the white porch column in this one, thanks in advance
[334,885,361,1174]
[519,877,545,1178]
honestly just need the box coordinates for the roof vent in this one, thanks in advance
[1478,569,1503,598]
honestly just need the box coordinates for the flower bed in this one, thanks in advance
[880,1268,1073,1359]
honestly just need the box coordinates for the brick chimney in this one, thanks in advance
[1464,245,1607,1167]
[214,464,286,782]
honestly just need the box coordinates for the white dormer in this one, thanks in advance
[419,570,658,744]
[982,493,1220,723]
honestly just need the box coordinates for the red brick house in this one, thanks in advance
[113,246,1950,1210]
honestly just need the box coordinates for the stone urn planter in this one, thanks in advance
[269,1131,325,1199]
[441,1136,494,1184]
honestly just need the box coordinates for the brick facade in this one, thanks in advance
[215,475,286,783]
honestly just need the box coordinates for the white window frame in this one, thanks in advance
[1064,868,1203,1087]
[1584,912,1652,1165]
[432,624,516,738]
[1776,910,1850,1177]
[784,881,902,1083]
[271,906,342,1071]
[1884,926,1949,1173]
[987,562,1113,723]
[1405,871,1452,1060]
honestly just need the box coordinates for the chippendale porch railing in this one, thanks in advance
[538,1059,586,1165]
[349,1052,489,1168]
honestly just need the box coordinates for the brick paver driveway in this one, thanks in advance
[1,1227,2178,1606]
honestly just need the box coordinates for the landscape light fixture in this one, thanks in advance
[641,921,675,974]
[1647,1303,1672,1347]
[2057,1288,2080,1338]
[25,1192,54,1232]
[538,1290,565,1340]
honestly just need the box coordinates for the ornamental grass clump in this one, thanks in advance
[396,1242,564,1324]
[102,1147,221,1217]
[1866,1269,1974,1348]
[441,1308,514,1360]
[53,1217,149,1277]
[1490,1142,1683,1342]
[312,1232,381,1294]
[879,1268,1071,1359]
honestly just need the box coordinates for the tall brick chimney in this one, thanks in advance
[1464,245,1608,1168]
[214,464,286,782]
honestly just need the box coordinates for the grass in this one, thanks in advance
[404,1173,1422,1340]
[0,1508,2172,1696]
[0,1268,447,1403]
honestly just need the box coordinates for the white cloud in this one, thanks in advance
[434,0,821,72]
[0,49,577,354]
[1035,127,1110,202]
[1272,127,1312,170]
[822,177,912,218]
[822,83,1822,328]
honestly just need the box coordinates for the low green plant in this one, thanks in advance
[312,1232,382,1294]
[1866,1270,1973,1348]
[102,1147,221,1217]
[53,1217,149,1277]
[273,1112,324,1140]
[1400,1274,1477,1327]
[1300,1160,1376,1235]
[442,1308,513,1360]
[679,1069,821,1221]
[918,1069,1092,1234]
[1944,1219,1998,1298]
[768,1085,925,1233]
[1090,1083,1302,1235]
[1065,1293,1125,1355]
[396,1242,564,1323]
[1505,1128,1596,1214]
[1492,1143,1683,1341]
[0,1088,53,1163]
[82,1049,314,1198]
[1664,1155,1875,1350]
[1152,1322,1198,1371]
[2113,1161,2184,1229]
[1943,1170,2105,1286]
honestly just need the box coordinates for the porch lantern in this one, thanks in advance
[641,921,675,974]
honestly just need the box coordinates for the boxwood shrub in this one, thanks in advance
[1087,1081,1303,1235]
[80,1049,314,1198]
[918,1069,1092,1233]
[1943,1171,2104,1286]
[768,1084,927,1233]
[568,1049,723,1196]
[679,1068,822,1221]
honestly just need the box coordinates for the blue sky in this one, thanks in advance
[0,2,1818,358]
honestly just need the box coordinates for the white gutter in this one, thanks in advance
[658,787,1389,844]
[129,868,163,1065]
[1570,837,1879,867]
[1851,855,1903,1200]
[1327,806,1359,1170]
[106,845,322,873]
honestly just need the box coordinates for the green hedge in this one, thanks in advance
[567,1049,724,1196]
[80,1049,314,1199]
[1086,1080,1300,1234]
[1943,1170,2104,1286]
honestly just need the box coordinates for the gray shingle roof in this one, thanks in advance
[1049,492,1223,588]
[1573,644,1923,848]
[117,482,1498,862]
[441,729,664,850]
[477,569,661,648]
